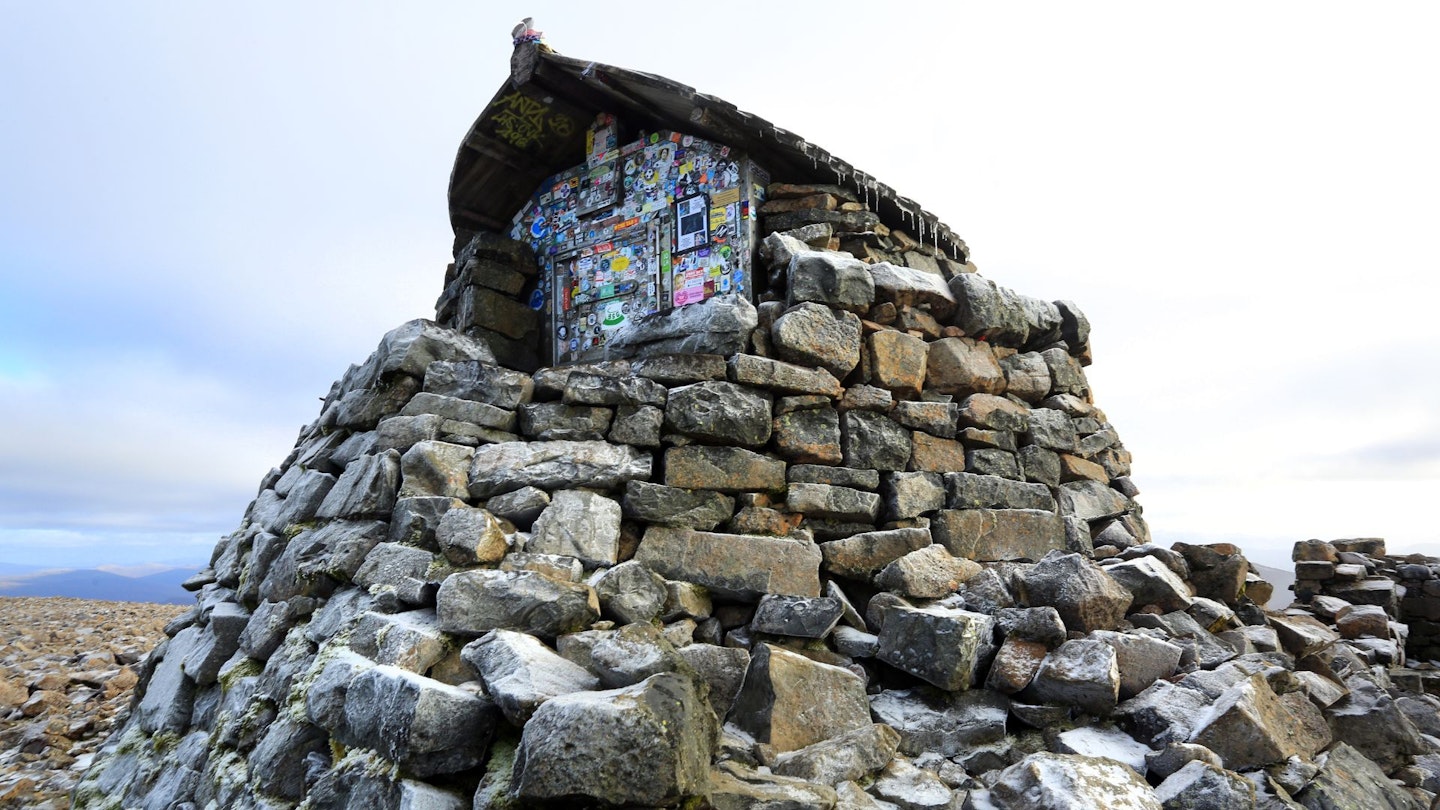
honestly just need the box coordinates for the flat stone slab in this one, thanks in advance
[468,441,651,498]
[635,526,822,600]
[933,509,1066,562]
[664,446,787,493]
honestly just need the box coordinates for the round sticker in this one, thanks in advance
[529,289,545,310]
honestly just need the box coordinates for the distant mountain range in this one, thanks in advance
[0,566,196,605]
[1252,562,1294,609]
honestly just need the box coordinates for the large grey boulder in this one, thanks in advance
[484,486,550,527]
[788,249,876,312]
[664,381,773,447]
[387,495,464,548]
[1325,677,1427,772]
[944,473,1055,511]
[134,630,199,735]
[869,687,1009,756]
[259,520,388,602]
[435,570,599,639]
[1153,761,1257,810]
[349,609,448,673]
[729,643,871,752]
[1117,680,1214,746]
[594,560,668,625]
[400,391,516,431]
[607,293,757,358]
[517,402,613,440]
[877,605,995,691]
[352,542,436,606]
[461,630,599,725]
[751,594,845,639]
[770,302,863,378]
[467,440,651,498]
[562,371,667,407]
[434,505,508,566]
[787,482,882,522]
[371,319,495,378]
[1018,551,1133,633]
[1053,725,1152,774]
[885,471,947,520]
[841,410,913,471]
[1293,742,1423,810]
[340,664,496,777]
[1058,480,1130,522]
[317,450,401,520]
[1022,638,1120,716]
[866,758,959,810]
[948,275,1031,346]
[511,672,716,806]
[867,261,956,319]
[422,359,532,409]
[874,544,981,599]
[623,480,734,530]
[772,723,900,785]
[1027,408,1077,452]
[1130,609,1237,670]
[729,354,844,397]
[1189,673,1330,771]
[246,716,328,801]
[1105,555,1194,612]
[821,527,933,580]
[1268,613,1340,658]
[1090,630,1183,698]
[677,644,750,720]
[566,622,688,689]
[528,489,622,566]
[397,440,474,500]
[254,471,336,533]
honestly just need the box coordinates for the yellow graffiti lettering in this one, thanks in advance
[548,114,575,137]
[492,92,550,149]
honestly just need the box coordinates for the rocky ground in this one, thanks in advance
[0,597,186,808]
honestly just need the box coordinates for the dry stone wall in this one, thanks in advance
[75,183,1440,809]
[1293,538,1440,664]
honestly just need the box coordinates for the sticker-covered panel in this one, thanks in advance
[511,127,761,365]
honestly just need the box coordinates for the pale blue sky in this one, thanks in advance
[2,3,1438,570]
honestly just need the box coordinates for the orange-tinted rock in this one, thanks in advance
[926,338,1005,397]
[910,433,967,473]
[867,330,928,398]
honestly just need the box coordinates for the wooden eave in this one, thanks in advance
[447,42,967,260]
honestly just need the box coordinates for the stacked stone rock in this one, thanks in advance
[435,234,544,373]
[1293,538,1440,665]
[77,188,1440,809]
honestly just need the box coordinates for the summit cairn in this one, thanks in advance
[73,40,1440,810]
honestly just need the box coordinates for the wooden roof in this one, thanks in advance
[447,41,967,261]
